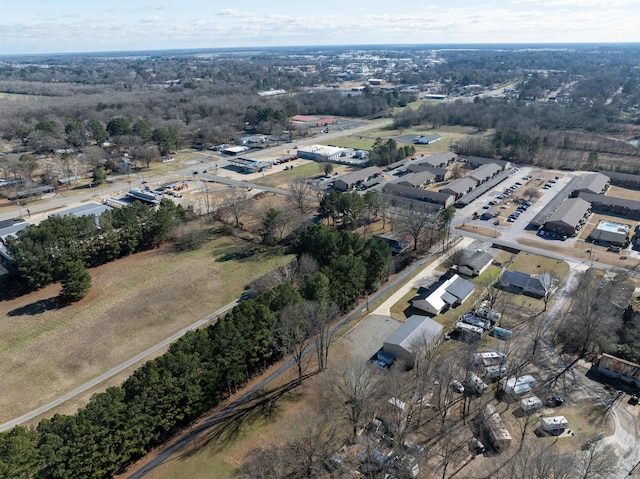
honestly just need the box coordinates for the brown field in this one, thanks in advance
[455,223,501,238]
[0,231,295,423]
[607,185,640,202]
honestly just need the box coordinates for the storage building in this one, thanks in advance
[382,315,443,368]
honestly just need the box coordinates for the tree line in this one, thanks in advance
[5,199,185,294]
[0,224,391,478]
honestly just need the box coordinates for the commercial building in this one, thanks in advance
[382,183,454,207]
[297,144,348,162]
[333,166,382,191]
[412,274,475,315]
[0,218,31,260]
[126,188,161,206]
[228,157,273,173]
[382,315,443,368]
[543,197,591,236]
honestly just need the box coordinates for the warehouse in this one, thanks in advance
[543,197,591,236]
[297,144,348,162]
[382,315,443,368]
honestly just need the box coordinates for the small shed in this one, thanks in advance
[520,396,543,414]
[541,416,568,433]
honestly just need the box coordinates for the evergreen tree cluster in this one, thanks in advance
[6,199,184,292]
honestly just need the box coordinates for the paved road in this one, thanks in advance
[125,238,454,478]
[0,299,240,432]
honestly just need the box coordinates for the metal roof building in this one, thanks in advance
[397,170,436,188]
[412,274,475,315]
[382,315,443,368]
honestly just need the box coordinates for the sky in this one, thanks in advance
[1,0,639,55]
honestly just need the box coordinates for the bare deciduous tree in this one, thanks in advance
[325,359,381,442]
[287,177,314,214]
[398,208,435,251]
[277,302,312,385]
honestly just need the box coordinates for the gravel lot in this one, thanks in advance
[338,314,403,361]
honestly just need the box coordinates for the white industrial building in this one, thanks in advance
[412,274,475,315]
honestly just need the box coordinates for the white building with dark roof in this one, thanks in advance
[412,274,475,315]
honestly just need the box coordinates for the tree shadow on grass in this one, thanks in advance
[7,297,61,316]
[167,372,318,465]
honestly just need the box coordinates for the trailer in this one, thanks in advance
[455,321,484,340]
[376,350,394,368]
[466,372,488,394]
[493,326,513,340]
[541,416,568,433]
[520,396,543,414]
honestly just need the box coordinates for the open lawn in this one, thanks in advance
[0,231,294,423]
[507,251,569,277]
[252,161,322,188]
[318,136,375,151]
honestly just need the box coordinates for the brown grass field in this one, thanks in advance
[0,231,295,423]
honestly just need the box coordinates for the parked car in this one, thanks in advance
[468,438,486,454]
[547,396,564,407]
[451,380,465,394]
[607,245,621,253]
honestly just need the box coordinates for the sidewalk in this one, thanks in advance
[372,236,475,317]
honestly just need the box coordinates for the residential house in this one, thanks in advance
[458,250,493,277]
[597,353,640,388]
[412,274,475,315]
[498,270,553,299]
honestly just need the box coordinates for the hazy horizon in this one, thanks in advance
[2,0,639,55]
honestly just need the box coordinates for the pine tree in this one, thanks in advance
[59,260,92,303]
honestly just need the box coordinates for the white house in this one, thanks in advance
[412,274,475,315]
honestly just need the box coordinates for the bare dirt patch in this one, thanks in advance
[456,223,501,238]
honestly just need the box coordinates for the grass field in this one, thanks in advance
[0,230,294,423]
[317,136,376,150]
[252,161,322,188]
